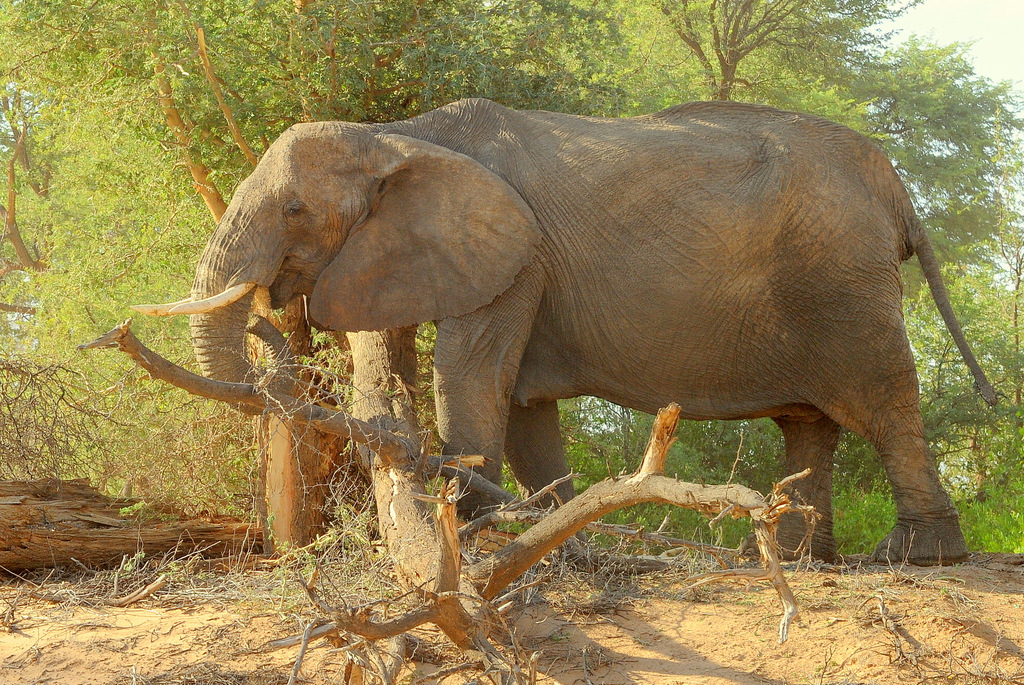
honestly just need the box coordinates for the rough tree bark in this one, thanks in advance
[0,479,261,572]
[252,297,341,551]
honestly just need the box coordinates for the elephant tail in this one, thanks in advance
[912,227,998,406]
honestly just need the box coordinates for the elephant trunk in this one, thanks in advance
[188,222,268,383]
[189,295,255,382]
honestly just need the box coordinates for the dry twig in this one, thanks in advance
[107,574,167,607]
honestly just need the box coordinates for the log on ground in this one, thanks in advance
[0,479,262,572]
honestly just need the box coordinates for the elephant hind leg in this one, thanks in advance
[863,403,967,565]
[773,413,842,563]
[504,400,575,506]
[822,334,968,565]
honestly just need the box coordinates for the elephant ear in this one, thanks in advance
[309,134,541,332]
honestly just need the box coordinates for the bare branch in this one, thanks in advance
[639,404,679,474]
[428,456,518,507]
[466,471,765,599]
[660,2,716,84]
[107,575,167,607]
[0,302,35,315]
[77,320,413,463]
[4,128,45,272]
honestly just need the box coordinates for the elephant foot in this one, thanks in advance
[870,515,968,566]
[776,510,837,563]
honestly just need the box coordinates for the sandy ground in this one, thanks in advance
[2,554,1022,685]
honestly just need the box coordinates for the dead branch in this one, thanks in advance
[510,473,578,510]
[82,320,805,683]
[462,509,735,563]
[458,474,578,541]
[264,621,338,651]
[427,456,517,506]
[196,26,259,167]
[288,619,316,685]
[464,409,764,598]
[107,574,167,607]
[78,320,413,463]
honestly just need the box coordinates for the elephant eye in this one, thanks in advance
[284,200,304,219]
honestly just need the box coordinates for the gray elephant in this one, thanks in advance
[136,98,995,566]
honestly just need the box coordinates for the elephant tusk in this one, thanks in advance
[130,297,194,317]
[166,282,256,315]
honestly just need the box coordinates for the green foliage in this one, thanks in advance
[0,0,622,508]
[856,38,1022,255]
[958,476,1024,553]
[834,485,897,554]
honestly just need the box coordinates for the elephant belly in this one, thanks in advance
[513,336,802,421]
[512,270,905,422]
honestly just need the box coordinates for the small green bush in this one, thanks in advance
[834,486,897,555]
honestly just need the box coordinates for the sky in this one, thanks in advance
[888,0,1024,89]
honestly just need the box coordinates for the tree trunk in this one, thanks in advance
[256,298,337,551]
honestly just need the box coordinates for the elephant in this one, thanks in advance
[135,98,995,566]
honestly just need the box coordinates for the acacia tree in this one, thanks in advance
[855,38,1021,255]
[653,0,905,102]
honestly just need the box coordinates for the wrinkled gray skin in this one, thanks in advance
[190,98,993,566]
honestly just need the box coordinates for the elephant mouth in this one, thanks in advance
[268,269,318,310]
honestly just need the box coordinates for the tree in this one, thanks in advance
[855,38,1022,255]
[653,0,906,102]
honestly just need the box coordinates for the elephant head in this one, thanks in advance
[134,122,540,383]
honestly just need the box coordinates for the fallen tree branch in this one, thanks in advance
[461,510,735,563]
[458,473,578,541]
[107,575,167,607]
[463,407,768,600]
[82,320,806,684]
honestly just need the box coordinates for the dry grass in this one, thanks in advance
[116,663,290,685]
[3,529,1023,685]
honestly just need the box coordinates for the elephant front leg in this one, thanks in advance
[774,414,842,563]
[433,263,545,518]
[434,371,510,516]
